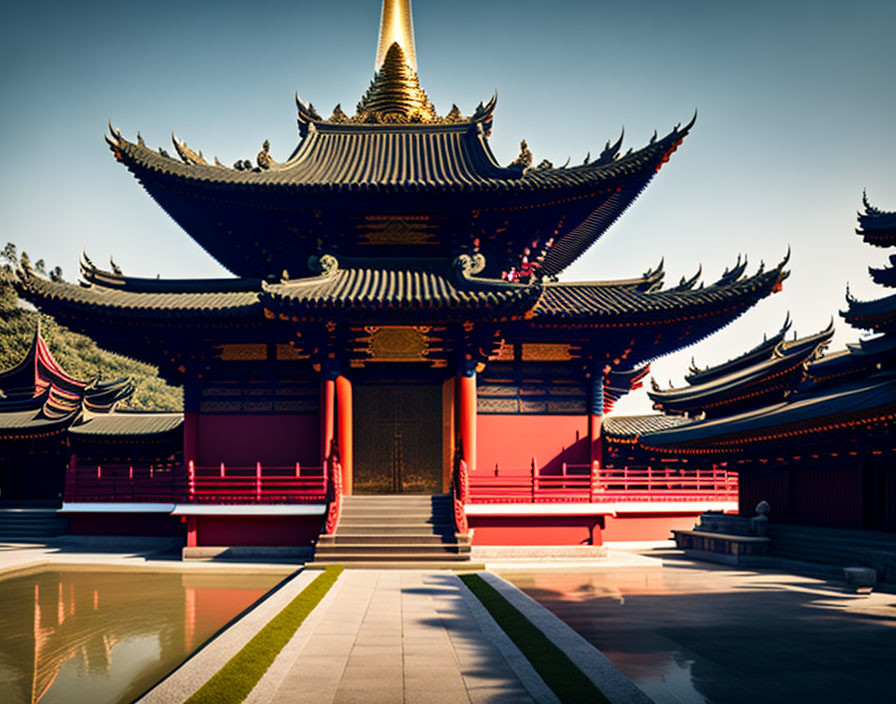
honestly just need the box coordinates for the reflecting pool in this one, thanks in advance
[501,559,896,704]
[0,568,285,704]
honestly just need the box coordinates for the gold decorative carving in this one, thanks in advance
[521,343,573,361]
[276,344,309,361]
[510,140,533,169]
[488,340,515,361]
[217,344,268,361]
[357,215,438,245]
[364,326,429,362]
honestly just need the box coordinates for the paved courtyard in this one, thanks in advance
[250,570,547,704]
[502,554,896,703]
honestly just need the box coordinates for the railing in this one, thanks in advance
[451,444,469,534]
[468,462,737,504]
[188,462,327,503]
[64,463,180,503]
[65,461,327,504]
[323,445,343,535]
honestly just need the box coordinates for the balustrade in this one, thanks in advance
[468,462,737,503]
[66,461,327,504]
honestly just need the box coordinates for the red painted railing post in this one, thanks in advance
[256,462,262,502]
[97,465,102,480]
[531,457,537,503]
[451,442,468,534]
[219,462,225,478]
[295,462,301,478]
[188,460,195,501]
[590,460,599,502]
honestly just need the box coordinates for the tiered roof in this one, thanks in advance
[14,0,788,405]
[635,192,896,454]
[105,0,696,283]
[0,323,133,438]
[648,320,833,418]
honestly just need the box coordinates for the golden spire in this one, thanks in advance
[357,42,435,122]
[376,0,417,72]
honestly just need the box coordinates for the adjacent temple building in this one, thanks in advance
[6,1,789,559]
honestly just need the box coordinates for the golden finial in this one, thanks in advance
[356,42,435,122]
[376,0,417,72]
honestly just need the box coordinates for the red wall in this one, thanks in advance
[196,414,319,467]
[68,513,184,537]
[195,515,321,546]
[469,516,601,545]
[476,415,588,476]
[602,513,701,542]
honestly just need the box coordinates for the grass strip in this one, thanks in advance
[186,565,344,704]
[459,573,610,704]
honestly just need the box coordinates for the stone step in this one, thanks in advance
[308,551,471,562]
[335,524,457,536]
[0,509,67,538]
[315,542,470,555]
[319,534,470,546]
[304,561,484,570]
[340,509,453,524]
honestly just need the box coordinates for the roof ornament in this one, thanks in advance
[330,104,349,123]
[308,253,339,277]
[862,189,880,215]
[172,133,208,166]
[355,42,436,123]
[453,253,487,278]
[109,257,122,275]
[256,140,275,170]
[509,140,533,170]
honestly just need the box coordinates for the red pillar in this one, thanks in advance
[320,377,336,466]
[186,516,197,547]
[457,373,477,473]
[336,375,353,496]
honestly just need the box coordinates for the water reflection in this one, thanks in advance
[0,569,284,704]
[502,563,896,704]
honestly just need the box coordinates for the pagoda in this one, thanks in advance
[14,1,788,552]
[0,321,135,505]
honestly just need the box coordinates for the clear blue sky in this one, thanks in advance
[2,0,895,413]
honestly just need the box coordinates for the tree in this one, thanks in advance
[0,242,15,271]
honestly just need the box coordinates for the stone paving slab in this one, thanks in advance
[249,570,554,704]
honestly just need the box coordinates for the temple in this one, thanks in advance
[8,0,789,559]
[596,194,896,578]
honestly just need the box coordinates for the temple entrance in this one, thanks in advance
[353,383,443,493]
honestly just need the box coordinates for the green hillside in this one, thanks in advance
[0,273,183,411]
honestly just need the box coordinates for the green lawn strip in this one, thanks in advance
[459,573,610,704]
[186,565,344,704]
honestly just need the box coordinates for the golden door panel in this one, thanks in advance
[353,384,442,493]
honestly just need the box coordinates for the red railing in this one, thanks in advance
[468,462,737,504]
[64,463,180,503]
[65,461,327,504]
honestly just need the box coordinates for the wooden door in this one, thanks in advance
[353,384,442,493]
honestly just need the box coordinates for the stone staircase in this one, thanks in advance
[309,494,474,568]
[0,507,67,541]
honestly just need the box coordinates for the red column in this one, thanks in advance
[336,375,353,496]
[186,516,197,547]
[457,373,477,473]
[320,377,336,466]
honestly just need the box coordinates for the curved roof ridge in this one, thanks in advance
[686,313,793,384]
[80,251,260,293]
